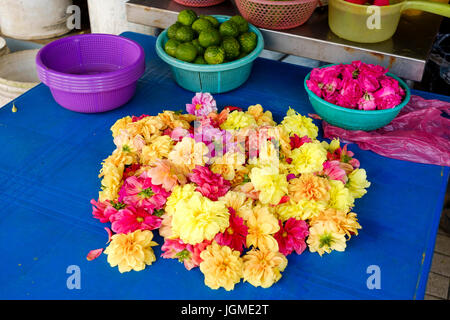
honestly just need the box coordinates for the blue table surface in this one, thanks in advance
[0,32,449,300]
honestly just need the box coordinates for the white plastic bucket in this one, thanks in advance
[0,49,40,107]
[0,37,9,57]
[0,0,72,40]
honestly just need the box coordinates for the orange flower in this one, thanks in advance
[288,173,330,202]
[146,159,186,192]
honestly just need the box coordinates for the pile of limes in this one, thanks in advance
[164,10,258,65]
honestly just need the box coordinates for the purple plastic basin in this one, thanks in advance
[36,34,145,113]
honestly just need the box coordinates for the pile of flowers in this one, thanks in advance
[88,92,370,290]
[306,61,406,111]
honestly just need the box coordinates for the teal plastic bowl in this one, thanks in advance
[304,64,411,131]
[156,15,264,94]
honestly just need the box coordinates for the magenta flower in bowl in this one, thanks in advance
[304,61,411,131]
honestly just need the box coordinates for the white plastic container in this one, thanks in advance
[87,0,157,35]
[0,0,72,40]
[0,37,9,57]
[0,49,40,107]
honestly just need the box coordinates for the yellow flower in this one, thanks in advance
[168,137,209,174]
[288,173,330,202]
[246,104,276,126]
[134,116,165,143]
[242,248,287,288]
[321,138,341,153]
[218,191,253,221]
[210,152,246,181]
[276,199,326,221]
[248,140,280,168]
[156,110,193,130]
[171,191,229,245]
[311,208,362,239]
[328,180,354,212]
[140,135,174,165]
[347,169,371,199]
[246,204,280,251]
[249,166,288,205]
[199,242,243,291]
[165,184,197,216]
[220,110,257,130]
[104,230,158,273]
[307,220,346,256]
[110,116,132,138]
[290,142,327,175]
[281,107,318,139]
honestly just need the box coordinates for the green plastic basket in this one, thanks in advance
[303,64,411,131]
[156,15,264,94]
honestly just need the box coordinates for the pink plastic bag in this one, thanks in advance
[322,95,450,166]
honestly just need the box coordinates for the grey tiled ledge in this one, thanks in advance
[125,0,443,81]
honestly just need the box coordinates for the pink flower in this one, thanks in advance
[186,92,217,117]
[289,134,312,149]
[373,86,402,110]
[322,160,348,183]
[111,206,162,234]
[132,114,150,122]
[147,159,186,192]
[286,173,296,181]
[359,74,379,93]
[170,127,191,141]
[306,79,323,98]
[161,238,211,270]
[336,78,363,109]
[189,165,230,201]
[118,174,171,213]
[379,75,405,96]
[357,92,377,111]
[274,218,309,256]
[214,208,248,253]
[91,199,122,223]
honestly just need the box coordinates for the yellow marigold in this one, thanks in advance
[104,229,158,273]
[165,184,197,216]
[249,166,288,205]
[276,199,326,221]
[242,248,287,288]
[288,173,330,202]
[134,116,165,143]
[171,191,229,245]
[246,204,279,251]
[311,208,361,239]
[290,142,327,175]
[307,220,346,256]
[157,110,192,130]
[199,242,243,291]
[219,191,253,221]
[328,180,354,212]
[246,104,276,126]
[210,152,246,181]
[168,137,209,174]
[347,169,371,199]
[140,135,174,165]
[220,110,257,131]
[110,116,132,138]
[281,107,318,139]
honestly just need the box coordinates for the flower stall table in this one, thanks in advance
[0,32,448,300]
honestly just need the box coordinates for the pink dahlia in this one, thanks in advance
[161,238,211,270]
[186,92,217,117]
[111,206,162,234]
[189,165,230,201]
[274,218,309,256]
[290,134,312,149]
[132,114,150,122]
[118,173,170,213]
[336,78,363,109]
[214,208,248,253]
[322,160,348,183]
[357,92,377,111]
[373,86,403,110]
[90,199,122,223]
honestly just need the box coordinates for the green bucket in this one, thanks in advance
[303,64,411,131]
[156,15,264,94]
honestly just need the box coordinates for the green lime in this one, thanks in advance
[237,51,248,60]
[175,25,195,43]
[200,15,219,28]
[167,22,182,39]
[222,36,240,60]
[191,39,205,55]
[238,31,257,53]
[177,9,197,26]
[219,20,239,38]
[204,46,225,65]
[230,15,249,34]
[192,18,213,34]
[198,29,221,48]
[194,56,207,64]
[176,42,198,62]
[165,39,180,57]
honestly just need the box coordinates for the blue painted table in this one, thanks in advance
[0,32,448,300]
